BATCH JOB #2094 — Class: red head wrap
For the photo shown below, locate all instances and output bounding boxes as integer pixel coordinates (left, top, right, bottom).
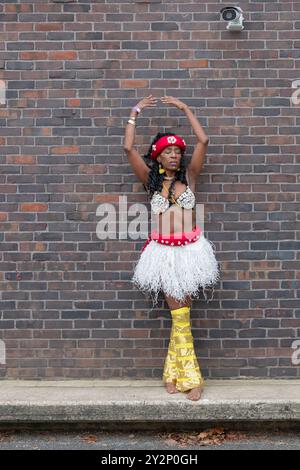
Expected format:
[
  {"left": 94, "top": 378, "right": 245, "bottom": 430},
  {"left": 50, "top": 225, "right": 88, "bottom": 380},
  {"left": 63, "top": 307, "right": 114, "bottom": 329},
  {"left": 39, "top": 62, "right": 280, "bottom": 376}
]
[{"left": 150, "top": 134, "right": 186, "bottom": 159}]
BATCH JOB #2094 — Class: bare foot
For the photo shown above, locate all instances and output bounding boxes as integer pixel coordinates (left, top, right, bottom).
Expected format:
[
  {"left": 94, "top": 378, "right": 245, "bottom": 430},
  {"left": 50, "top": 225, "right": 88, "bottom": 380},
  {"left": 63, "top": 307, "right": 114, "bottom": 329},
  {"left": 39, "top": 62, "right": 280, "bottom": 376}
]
[
  {"left": 186, "top": 386, "right": 203, "bottom": 401},
  {"left": 165, "top": 382, "right": 179, "bottom": 394}
]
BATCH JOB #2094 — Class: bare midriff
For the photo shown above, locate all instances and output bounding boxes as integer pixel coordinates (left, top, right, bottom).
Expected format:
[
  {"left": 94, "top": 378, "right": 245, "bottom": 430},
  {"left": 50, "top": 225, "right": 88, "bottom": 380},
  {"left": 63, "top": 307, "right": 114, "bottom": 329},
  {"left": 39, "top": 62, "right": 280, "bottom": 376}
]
[{"left": 154, "top": 206, "right": 196, "bottom": 236}]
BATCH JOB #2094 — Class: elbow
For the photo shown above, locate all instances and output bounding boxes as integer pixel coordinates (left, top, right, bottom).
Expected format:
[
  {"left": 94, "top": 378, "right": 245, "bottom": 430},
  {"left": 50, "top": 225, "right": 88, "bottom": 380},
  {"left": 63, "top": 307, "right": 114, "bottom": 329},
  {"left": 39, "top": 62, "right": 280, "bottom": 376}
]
[
  {"left": 197, "top": 137, "right": 209, "bottom": 146},
  {"left": 123, "top": 146, "right": 131, "bottom": 152}
]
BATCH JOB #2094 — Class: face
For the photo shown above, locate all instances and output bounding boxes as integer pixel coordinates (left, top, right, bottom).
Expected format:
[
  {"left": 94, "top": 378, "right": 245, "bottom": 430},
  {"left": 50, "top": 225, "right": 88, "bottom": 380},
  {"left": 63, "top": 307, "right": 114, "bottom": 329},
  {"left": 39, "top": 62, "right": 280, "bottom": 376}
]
[{"left": 157, "top": 145, "right": 182, "bottom": 170}]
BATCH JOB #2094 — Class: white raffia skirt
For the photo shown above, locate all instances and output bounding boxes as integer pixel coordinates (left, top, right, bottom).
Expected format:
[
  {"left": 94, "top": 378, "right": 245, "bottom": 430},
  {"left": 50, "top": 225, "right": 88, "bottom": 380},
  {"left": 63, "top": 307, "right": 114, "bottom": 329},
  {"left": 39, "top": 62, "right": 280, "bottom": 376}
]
[{"left": 132, "top": 232, "right": 220, "bottom": 308}]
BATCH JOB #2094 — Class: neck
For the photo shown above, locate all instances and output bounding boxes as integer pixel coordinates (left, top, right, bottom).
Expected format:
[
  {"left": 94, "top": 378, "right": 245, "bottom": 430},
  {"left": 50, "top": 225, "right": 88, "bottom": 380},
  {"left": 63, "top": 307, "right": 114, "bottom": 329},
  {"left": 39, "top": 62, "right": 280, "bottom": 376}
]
[
  {"left": 163, "top": 175, "right": 175, "bottom": 180},
  {"left": 164, "top": 171, "right": 176, "bottom": 179}
]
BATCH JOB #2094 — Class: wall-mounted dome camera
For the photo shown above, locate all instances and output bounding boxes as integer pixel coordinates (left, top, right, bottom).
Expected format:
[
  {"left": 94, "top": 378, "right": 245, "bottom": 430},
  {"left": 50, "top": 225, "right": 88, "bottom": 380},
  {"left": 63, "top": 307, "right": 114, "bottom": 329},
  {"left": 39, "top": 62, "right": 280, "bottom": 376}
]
[{"left": 220, "top": 6, "right": 244, "bottom": 32}]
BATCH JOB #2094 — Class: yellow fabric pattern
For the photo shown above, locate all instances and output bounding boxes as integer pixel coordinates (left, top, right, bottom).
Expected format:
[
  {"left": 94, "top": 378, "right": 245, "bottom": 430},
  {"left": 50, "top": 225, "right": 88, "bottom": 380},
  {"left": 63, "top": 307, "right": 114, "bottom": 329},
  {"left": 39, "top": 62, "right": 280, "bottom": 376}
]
[{"left": 162, "top": 306, "right": 205, "bottom": 392}]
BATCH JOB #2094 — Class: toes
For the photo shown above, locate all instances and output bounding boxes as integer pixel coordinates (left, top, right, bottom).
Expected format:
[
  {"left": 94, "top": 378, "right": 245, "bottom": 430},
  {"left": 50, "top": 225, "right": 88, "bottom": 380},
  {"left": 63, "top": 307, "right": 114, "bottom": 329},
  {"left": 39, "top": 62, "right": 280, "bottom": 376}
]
[
  {"left": 165, "top": 383, "right": 179, "bottom": 394},
  {"left": 186, "top": 387, "right": 203, "bottom": 400}
]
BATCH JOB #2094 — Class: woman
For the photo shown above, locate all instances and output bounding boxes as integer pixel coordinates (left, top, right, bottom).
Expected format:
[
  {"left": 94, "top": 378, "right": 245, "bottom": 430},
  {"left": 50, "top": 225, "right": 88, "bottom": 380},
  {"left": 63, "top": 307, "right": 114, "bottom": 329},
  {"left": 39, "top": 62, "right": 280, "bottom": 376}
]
[{"left": 123, "top": 95, "right": 220, "bottom": 401}]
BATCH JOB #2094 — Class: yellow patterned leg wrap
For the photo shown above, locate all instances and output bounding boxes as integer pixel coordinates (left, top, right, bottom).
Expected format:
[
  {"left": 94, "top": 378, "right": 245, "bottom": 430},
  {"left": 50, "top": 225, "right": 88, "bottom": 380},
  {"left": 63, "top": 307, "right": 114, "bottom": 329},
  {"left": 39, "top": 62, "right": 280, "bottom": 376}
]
[
  {"left": 162, "top": 318, "right": 177, "bottom": 384},
  {"left": 163, "top": 306, "right": 205, "bottom": 392}
]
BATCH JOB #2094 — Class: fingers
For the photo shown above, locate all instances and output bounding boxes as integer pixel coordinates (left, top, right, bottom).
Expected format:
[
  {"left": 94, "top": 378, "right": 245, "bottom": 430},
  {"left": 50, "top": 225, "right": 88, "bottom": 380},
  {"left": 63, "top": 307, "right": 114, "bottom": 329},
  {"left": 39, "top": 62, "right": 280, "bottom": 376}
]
[
  {"left": 142, "top": 94, "right": 177, "bottom": 106},
  {"left": 143, "top": 94, "right": 158, "bottom": 106},
  {"left": 146, "top": 94, "right": 174, "bottom": 100},
  {"left": 160, "top": 96, "right": 173, "bottom": 102}
]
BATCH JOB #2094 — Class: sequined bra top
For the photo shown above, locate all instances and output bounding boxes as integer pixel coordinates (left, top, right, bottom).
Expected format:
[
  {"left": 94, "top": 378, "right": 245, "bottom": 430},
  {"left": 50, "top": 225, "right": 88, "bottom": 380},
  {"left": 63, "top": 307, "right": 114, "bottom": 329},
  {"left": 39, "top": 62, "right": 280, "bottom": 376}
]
[{"left": 150, "top": 184, "right": 196, "bottom": 215}]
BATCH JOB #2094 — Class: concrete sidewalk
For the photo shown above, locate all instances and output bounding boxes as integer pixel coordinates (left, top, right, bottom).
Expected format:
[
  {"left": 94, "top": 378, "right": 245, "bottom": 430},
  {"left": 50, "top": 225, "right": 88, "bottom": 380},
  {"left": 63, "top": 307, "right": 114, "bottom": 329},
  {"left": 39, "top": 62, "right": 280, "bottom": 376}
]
[{"left": 0, "top": 379, "right": 299, "bottom": 429}]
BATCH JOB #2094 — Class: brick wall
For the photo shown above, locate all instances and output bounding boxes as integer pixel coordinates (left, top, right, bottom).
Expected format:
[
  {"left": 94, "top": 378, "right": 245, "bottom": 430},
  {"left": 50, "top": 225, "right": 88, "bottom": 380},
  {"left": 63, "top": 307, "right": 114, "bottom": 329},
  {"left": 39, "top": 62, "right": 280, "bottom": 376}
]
[{"left": 0, "top": 0, "right": 299, "bottom": 380}]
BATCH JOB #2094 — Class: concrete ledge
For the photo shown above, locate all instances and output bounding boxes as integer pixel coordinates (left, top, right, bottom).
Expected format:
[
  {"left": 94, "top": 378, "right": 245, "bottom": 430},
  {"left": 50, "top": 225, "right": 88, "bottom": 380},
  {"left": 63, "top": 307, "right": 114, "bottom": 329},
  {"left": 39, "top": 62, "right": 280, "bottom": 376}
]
[{"left": 0, "top": 379, "right": 300, "bottom": 425}]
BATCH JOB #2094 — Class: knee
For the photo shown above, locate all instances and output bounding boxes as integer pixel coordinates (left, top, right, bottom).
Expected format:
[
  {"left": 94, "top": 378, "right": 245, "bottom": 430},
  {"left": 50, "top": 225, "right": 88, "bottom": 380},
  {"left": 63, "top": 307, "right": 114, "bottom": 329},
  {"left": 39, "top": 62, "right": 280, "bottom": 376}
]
[{"left": 164, "top": 293, "right": 192, "bottom": 310}]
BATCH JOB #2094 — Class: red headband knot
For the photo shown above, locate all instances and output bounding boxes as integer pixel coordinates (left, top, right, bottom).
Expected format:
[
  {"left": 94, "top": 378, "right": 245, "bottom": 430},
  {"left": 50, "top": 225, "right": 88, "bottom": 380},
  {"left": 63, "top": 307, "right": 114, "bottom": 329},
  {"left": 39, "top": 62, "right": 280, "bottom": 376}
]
[{"left": 150, "top": 135, "right": 186, "bottom": 159}]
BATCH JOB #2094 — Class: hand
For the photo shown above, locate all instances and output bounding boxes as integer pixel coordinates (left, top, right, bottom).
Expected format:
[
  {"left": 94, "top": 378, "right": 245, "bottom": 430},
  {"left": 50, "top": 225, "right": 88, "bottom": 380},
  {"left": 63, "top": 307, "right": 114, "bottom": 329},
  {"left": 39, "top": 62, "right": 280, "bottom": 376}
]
[
  {"left": 160, "top": 96, "right": 188, "bottom": 111},
  {"left": 136, "top": 94, "right": 158, "bottom": 111}
]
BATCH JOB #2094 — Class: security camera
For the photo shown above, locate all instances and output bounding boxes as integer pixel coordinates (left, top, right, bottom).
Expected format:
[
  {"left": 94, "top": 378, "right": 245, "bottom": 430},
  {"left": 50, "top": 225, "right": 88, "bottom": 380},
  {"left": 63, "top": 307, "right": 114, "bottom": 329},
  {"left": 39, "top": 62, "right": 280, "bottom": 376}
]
[{"left": 220, "top": 6, "right": 244, "bottom": 32}]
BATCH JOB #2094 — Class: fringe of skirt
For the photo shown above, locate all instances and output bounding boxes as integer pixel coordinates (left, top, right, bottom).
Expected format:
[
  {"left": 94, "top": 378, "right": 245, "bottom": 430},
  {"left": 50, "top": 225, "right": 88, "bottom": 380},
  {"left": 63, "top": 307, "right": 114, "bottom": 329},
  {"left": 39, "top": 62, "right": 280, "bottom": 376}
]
[{"left": 131, "top": 233, "right": 221, "bottom": 311}]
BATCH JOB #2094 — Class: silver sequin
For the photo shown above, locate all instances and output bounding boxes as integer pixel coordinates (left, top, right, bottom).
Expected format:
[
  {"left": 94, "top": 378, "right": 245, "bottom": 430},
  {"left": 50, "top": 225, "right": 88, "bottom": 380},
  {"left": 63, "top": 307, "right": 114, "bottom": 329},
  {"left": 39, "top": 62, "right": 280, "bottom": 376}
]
[{"left": 150, "top": 185, "right": 195, "bottom": 214}]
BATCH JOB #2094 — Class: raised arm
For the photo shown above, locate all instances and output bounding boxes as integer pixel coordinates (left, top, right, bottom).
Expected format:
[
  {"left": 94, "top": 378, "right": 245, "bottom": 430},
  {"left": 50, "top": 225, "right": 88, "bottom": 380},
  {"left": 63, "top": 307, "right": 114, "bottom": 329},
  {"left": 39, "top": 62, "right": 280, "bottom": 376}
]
[
  {"left": 160, "top": 96, "right": 209, "bottom": 182},
  {"left": 123, "top": 95, "right": 157, "bottom": 185}
]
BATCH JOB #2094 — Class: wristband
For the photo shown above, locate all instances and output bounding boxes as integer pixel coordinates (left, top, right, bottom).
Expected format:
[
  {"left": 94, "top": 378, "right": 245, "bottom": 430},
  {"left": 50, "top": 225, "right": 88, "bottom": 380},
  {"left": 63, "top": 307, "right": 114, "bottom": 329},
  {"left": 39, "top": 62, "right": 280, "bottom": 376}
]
[{"left": 132, "top": 105, "right": 141, "bottom": 114}]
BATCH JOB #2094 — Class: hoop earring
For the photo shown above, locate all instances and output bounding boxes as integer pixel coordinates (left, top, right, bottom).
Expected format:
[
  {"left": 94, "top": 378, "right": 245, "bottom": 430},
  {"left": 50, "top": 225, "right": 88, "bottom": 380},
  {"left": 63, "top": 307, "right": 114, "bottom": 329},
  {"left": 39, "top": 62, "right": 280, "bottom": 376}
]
[{"left": 159, "top": 163, "right": 165, "bottom": 174}]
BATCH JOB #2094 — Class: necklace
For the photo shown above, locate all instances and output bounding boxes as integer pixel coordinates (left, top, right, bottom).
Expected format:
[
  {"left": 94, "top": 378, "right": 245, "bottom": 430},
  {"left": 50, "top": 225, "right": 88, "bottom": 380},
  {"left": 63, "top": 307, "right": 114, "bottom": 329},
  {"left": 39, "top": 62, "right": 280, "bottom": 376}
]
[
  {"left": 163, "top": 175, "right": 175, "bottom": 180},
  {"left": 162, "top": 182, "right": 180, "bottom": 207}
]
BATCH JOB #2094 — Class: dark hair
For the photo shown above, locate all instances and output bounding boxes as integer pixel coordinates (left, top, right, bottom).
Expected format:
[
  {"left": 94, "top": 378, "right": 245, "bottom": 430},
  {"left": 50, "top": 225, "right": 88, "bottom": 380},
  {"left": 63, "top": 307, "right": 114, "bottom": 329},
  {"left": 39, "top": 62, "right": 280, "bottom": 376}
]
[{"left": 142, "top": 132, "right": 188, "bottom": 202}]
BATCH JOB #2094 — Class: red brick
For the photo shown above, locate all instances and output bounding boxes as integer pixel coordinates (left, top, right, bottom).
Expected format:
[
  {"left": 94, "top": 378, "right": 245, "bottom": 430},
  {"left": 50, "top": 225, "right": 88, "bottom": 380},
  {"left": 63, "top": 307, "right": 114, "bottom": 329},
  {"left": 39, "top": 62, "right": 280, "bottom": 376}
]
[
  {"left": 20, "top": 203, "right": 48, "bottom": 212},
  {"left": 49, "top": 51, "right": 77, "bottom": 60},
  {"left": 67, "top": 99, "right": 81, "bottom": 107},
  {"left": 94, "top": 194, "right": 120, "bottom": 203},
  {"left": 35, "top": 23, "right": 63, "bottom": 32},
  {"left": 8, "top": 156, "right": 36, "bottom": 164},
  {"left": 5, "top": 3, "right": 32, "bottom": 12},
  {"left": 179, "top": 59, "right": 208, "bottom": 68},
  {"left": 121, "top": 80, "right": 149, "bottom": 88},
  {"left": 20, "top": 52, "right": 48, "bottom": 60},
  {"left": 50, "top": 145, "right": 79, "bottom": 154}
]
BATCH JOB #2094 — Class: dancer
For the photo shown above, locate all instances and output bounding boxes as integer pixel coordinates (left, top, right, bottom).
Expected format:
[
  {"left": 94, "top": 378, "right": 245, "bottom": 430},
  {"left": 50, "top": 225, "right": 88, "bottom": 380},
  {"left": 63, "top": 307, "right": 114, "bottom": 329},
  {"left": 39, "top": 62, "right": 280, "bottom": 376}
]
[{"left": 123, "top": 95, "right": 220, "bottom": 401}]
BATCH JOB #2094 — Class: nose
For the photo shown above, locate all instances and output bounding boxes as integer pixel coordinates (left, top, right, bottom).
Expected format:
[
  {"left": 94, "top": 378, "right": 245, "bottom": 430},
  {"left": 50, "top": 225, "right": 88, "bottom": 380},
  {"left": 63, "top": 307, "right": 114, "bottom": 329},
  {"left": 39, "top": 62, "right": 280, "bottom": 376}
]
[{"left": 169, "top": 151, "right": 179, "bottom": 158}]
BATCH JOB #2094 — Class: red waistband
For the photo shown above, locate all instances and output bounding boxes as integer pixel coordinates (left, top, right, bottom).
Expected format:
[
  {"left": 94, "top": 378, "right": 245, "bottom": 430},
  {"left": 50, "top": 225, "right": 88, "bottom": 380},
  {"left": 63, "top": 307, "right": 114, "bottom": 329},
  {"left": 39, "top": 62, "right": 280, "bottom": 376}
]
[{"left": 141, "top": 225, "right": 201, "bottom": 252}]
